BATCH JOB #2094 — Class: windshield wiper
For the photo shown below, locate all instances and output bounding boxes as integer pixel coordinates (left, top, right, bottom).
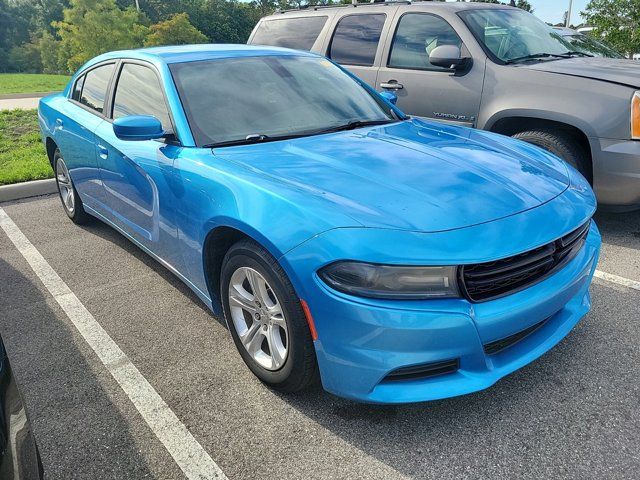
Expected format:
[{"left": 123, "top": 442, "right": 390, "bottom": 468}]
[
  {"left": 203, "top": 119, "right": 396, "bottom": 148},
  {"left": 506, "top": 51, "right": 594, "bottom": 65},
  {"left": 203, "top": 133, "right": 279, "bottom": 148},
  {"left": 504, "top": 53, "right": 564, "bottom": 64},
  {"left": 557, "top": 51, "right": 594, "bottom": 58},
  {"left": 314, "top": 119, "right": 395, "bottom": 135}
]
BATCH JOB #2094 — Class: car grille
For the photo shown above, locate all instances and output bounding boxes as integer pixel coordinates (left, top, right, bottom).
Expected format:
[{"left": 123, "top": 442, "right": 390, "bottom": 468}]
[{"left": 461, "top": 220, "right": 591, "bottom": 302}]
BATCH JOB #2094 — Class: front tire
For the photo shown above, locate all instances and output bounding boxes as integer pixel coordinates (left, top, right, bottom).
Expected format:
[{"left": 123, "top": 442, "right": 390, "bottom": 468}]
[
  {"left": 54, "top": 149, "right": 90, "bottom": 224},
  {"left": 220, "top": 239, "right": 318, "bottom": 392},
  {"left": 512, "top": 129, "right": 591, "bottom": 182}
]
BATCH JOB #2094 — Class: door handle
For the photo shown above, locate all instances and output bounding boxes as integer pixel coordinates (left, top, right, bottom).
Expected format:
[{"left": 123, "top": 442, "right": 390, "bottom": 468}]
[
  {"left": 380, "top": 81, "right": 404, "bottom": 90},
  {"left": 97, "top": 144, "right": 108, "bottom": 160},
  {"left": 55, "top": 118, "right": 63, "bottom": 129}
]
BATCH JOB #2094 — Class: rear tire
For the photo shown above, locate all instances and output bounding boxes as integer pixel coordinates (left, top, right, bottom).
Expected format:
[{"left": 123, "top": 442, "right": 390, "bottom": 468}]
[
  {"left": 220, "top": 238, "right": 318, "bottom": 392},
  {"left": 512, "top": 129, "right": 591, "bottom": 182},
  {"left": 54, "top": 148, "right": 90, "bottom": 225}
]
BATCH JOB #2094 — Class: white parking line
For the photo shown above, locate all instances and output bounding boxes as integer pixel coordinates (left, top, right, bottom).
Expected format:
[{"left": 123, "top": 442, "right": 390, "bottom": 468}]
[
  {"left": 594, "top": 269, "right": 640, "bottom": 292},
  {"left": 0, "top": 207, "right": 228, "bottom": 480}
]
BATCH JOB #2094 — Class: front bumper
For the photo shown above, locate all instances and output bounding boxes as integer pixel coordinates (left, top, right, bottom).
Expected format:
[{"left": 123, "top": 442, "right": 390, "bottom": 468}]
[
  {"left": 283, "top": 221, "right": 600, "bottom": 404},
  {"left": 591, "top": 137, "right": 640, "bottom": 210}
]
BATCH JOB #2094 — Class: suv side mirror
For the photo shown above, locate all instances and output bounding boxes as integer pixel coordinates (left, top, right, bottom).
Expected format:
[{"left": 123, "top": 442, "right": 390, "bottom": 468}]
[
  {"left": 113, "top": 115, "right": 165, "bottom": 141},
  {"left": 429, "top": 45, "right": 470, "bottom": 70},
  {"left": 379, "top": 91, "right": 398, "bottom": 105}
]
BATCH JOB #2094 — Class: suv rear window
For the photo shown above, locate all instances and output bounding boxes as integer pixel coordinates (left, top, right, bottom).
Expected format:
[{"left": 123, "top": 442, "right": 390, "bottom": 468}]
[
  {"left": 329, "top": 14, "right": 386, "bottom": 67},
  {"left": 251, "top": 16, "right": 328, "bottom": 51}
]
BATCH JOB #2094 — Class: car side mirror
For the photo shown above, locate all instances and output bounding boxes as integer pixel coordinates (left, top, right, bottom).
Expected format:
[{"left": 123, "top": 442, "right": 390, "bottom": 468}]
[
  {"left": 113, "top": 115, "right": 165, "bottom": 141},
  {"left": 429, "top": 45, "right": 470, "bottom": 70},
  {"left": 379, "top": 91, "right": 398, "bottom": 105}
]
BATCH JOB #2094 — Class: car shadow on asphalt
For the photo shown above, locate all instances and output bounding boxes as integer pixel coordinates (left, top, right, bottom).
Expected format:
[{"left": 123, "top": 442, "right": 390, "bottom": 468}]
[
  {"left": 0, "top": 257, "right": 168, "bottom": 479},
  {"left": 595, "top": 209, "right": 640, "bottom": 249},
  {"left": 268, "top": 281, "right": 637, "bottom": 479},
  {"left": 76, "top": 219, "right": 225, "bottom": 328}
]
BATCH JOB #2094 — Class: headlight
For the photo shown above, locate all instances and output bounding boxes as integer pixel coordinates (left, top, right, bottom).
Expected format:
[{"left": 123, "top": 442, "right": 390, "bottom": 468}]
[
  {"left": 632, "top": 91, "right": 640, "bottom": 140},
  {"left": 318, "top": 261, "right": 460, "bottom": 299}
]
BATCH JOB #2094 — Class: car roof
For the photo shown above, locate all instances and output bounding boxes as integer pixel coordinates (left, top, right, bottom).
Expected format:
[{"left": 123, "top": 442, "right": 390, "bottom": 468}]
[
  {"left": 84, "top": 44, "right": 317, "bottom": 68},
  {"left": 268, "top": 0, "right": 512, "bottom": 17}
]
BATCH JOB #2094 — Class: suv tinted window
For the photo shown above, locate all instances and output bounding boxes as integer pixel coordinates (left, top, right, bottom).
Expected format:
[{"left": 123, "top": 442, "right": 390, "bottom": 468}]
[
  {"left": 329, "top": 14, "right": 386, "bottom": 66},
  {"left": 252, "top": 16, "right": 327, "bottom": 51},
  {"left": 79, "top": 63, "right": 114, "bottom": 114},
  {"left": 112, "top": 63, "right": 171, "bottom": 131},
  {"left": 389, "top": 14, "right": 462, "bottom": 70}
]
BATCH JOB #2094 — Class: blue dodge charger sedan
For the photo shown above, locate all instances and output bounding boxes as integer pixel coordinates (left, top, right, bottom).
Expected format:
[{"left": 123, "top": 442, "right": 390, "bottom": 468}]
[{"left": 38, "top": 45, "right": 600, "bottom": 403}]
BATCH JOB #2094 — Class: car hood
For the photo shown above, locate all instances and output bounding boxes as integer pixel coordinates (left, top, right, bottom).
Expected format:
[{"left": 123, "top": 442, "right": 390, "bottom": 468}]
[
  {"left": 522, "top": 57, "right": 640, "bottom": 88},
  {"left": 216, "top": 119, "right": 569, "bottom": 232}
]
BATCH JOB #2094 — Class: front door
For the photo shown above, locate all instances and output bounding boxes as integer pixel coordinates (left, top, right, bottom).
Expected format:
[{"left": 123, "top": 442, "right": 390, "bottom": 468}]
[
  {"left": 94, "top": 61, "right": 182, "bottom": 267},
  {"left": 376, "top": 12, "right": 485, "bottom": 126}
]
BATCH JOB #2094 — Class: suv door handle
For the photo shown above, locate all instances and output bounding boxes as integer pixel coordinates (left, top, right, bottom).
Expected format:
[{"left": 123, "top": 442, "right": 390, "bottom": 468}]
[
  {"left": 380, "top": 81, "right": 404, "bottom": 90},
  {"left": 55, "top": 118, "right": 63, "bottom": 129}
]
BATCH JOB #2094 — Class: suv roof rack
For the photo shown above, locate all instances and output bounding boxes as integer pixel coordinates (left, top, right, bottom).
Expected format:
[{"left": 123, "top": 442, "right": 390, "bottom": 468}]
[{"left": 275, "top": 0, "right": 421, "bottom": 14}]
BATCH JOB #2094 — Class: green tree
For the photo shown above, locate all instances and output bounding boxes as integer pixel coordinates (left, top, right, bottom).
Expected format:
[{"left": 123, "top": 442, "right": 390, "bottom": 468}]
[
  {"left": 144, "top": 13, "right": 208, "bottom": 46},
  {"left": 8, "top": 42, "right": 43, "bottom": 73},
  {"left": 582, "top": 0, "right": 640, "bottom": 55},
  {"left": 39, "top": 31, "right": 65, "bottom": 73},
  {"left": 54, "top": 0, "right": 148, "bottom": 72}
]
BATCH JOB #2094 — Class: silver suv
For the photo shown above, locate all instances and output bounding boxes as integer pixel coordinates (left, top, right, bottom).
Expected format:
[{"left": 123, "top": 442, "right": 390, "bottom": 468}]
[{"left": 249, "top": 1, "right": 640, "bottom": 211}]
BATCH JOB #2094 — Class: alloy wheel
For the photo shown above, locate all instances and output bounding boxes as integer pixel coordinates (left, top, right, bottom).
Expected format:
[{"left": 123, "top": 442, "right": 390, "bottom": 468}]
[
  {"left": 56, "top": 157, "right": 75, "bottom": 215},
  {"left": 228, "top": 267, "right": 289, "bottom": 371}
]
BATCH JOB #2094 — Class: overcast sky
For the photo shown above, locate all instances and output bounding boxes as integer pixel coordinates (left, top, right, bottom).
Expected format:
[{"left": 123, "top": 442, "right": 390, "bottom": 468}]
[{"left": 529, "top": 0, "right": 590, "bottom": 25}]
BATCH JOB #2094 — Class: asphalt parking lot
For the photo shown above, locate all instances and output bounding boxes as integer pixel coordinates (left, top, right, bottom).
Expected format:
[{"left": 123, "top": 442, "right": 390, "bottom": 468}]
[{"left": 0, "top": 194, "right": 638, "bottom": 480}]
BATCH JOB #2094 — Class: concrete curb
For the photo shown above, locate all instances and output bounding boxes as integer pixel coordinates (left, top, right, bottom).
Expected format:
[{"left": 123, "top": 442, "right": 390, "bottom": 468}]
[
  {"left": 0, "top": 179, "right": 57, "bottom": 203},
  {"left": 0, "top": 92, "right": 59, "bottom": 100}
]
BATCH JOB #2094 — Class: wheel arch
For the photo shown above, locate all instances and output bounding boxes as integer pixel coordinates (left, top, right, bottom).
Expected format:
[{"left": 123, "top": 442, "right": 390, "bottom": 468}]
[
  {"left": 45, "top": 137, "right": 58, "bottom": 168},
  {"left": 485, "top": 114, "right": 593, "bottom": 183},
  {"left": 201, "top": 220, "right": 291, "bottom": 311}
]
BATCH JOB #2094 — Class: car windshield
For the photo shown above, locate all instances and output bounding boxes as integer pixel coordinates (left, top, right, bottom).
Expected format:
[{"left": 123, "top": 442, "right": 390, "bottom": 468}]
[
  {"left": 169, "top": 55, "right": 398, "bottom": 147},
  {"left": 459, "top": 8, "right": 587, "bottom": 63},
  {"left": 563, "top": 33, "right": 624, "bottom": 58}
]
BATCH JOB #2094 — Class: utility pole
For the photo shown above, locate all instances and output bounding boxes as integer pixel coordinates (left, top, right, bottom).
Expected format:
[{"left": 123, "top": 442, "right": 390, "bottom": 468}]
[
  {"left": 566, "top": 0, "right": 573, "bottom": 27},
  {"left": 134, "top": 0, "right": 140, "bottom": 11}
]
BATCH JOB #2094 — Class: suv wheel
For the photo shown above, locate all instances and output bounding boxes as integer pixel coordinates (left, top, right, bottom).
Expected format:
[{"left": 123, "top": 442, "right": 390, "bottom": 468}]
[
  {"left": 220, "top": 239, "right": 318, "bottom": 392},
  {"left": 512, "top": 129, "right": 591, "bottom": 182}
]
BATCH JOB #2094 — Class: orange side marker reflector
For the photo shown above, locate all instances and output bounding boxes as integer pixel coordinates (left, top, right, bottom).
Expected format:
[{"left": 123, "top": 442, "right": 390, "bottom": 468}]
[{"left": 300, "top": 299, "right": 318, "bottom": 341}]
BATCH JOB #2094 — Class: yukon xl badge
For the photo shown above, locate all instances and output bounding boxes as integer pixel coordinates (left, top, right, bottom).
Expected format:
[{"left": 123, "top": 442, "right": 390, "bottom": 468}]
[{"left": 433, "top": 112, "right": 475, "bottom": 122}]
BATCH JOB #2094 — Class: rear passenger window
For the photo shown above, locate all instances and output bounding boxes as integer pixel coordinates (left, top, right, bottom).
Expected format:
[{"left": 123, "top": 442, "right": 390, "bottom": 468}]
[
  {"left": 251, "top": 16, "right": 328, "bottom": 51},
  {"left": 329, "top": 14, "right": 386, "bottom": 66},
  {"left": 80, "top": 64, "right": 115, "bottom": 114},
  {"left": 71, "top": 75, "right": 85, "bottom": 101},
  {"left": 389, "top": 14, "right": 462, "bottom": 71},
  {"left": 112, "top": 63, "right": 171, "bottom": 131}
]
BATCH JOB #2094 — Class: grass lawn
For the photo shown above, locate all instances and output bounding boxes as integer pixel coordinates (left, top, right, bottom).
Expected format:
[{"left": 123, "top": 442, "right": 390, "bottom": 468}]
[
  {"left": 0, "top": 109, "right": 53, "bottom": 185},
  {"left": 0, "top": 73, "right": 70, "bottom": 95}
]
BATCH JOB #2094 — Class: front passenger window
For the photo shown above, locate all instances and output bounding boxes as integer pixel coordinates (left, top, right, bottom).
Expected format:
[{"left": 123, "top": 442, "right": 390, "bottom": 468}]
[
  {"left": 79, "top": 64, "right": 115, "bottom": 114},
  {"left": 389, "top": 14, "right": 462, "bottom": 71},
  {"left": 112, "top": 63, "right": 172, "bottom": 132}
]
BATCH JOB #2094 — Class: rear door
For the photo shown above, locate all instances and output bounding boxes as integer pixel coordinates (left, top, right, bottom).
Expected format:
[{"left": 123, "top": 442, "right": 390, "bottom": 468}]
[
  {"left": 54, "top": 62, "right": 116, "bottom": 209},
  {"left": 376, "top": 9, "right": 485, "bottom": 126},
  {"left": 93, "top": 60, "right": 183, "bottom": 266},
  {"left": 322, "top": 8, "right": 396, "bottom": 86}
]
